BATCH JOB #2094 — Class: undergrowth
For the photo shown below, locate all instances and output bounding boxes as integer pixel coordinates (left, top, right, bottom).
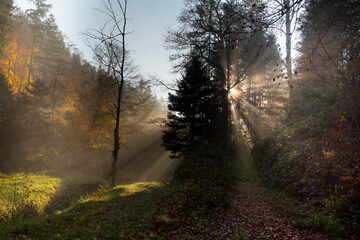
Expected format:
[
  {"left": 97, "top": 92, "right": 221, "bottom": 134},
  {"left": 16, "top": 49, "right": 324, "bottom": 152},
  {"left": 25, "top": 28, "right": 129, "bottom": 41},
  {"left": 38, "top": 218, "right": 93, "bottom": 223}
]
[{"left": 251, "top": 89, "right": 360, "bottom": 238}]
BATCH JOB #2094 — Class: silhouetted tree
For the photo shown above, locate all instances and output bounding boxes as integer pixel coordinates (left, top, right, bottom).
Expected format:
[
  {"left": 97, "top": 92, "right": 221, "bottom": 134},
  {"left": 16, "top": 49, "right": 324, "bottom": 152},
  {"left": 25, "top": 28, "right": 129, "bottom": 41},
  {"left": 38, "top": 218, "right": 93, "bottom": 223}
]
[
  {"left": 163, "top": 55, "right": 220, "bottom": 158},
  {"left": 86, "top": 0, "right": 136, "bottom": 186}
]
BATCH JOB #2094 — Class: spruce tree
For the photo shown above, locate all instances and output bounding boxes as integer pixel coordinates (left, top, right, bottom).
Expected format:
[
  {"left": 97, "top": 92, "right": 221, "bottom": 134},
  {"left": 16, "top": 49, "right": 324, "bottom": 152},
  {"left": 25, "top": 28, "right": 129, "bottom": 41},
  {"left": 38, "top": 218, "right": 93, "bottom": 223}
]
[{"left": 163, "top": 55, "right": 220, "bottom": 158}]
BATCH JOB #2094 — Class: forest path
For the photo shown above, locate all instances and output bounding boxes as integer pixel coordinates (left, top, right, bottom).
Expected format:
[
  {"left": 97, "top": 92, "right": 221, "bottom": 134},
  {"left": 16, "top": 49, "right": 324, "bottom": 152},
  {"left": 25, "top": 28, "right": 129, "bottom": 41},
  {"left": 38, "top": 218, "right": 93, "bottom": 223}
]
[
  {"left": 218, "top": 142, "right": 334, "bottom": 239},
  {"left": 219, "top": 181, "right": 334, "bottom": 239}
]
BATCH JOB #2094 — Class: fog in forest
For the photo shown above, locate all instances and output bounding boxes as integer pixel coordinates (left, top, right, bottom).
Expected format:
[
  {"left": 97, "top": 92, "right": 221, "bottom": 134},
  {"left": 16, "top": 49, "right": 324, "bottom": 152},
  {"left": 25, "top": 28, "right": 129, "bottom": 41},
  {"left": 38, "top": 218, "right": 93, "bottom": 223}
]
[
  {"left": 1, "top": 0, "right": 360, "bottom": 237},
  {"left": 0, "top": 0, "right": 177, "bottom": 183}
]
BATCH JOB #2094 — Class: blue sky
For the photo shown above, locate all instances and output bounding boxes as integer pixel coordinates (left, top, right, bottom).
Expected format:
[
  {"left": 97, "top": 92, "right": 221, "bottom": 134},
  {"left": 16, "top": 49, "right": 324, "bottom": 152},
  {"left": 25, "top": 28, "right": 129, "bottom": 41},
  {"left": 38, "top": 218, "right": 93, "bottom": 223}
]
[{"left": 14, "top": 0, "right": 183, "bottom": 99}]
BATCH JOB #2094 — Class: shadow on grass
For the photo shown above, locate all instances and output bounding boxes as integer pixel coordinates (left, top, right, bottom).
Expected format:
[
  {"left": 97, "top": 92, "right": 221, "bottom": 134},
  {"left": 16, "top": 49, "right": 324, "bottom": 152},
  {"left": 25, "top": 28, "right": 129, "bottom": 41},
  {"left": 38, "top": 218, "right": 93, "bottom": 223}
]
[
  {"left": 1, "top": 182, "right": 170, "bottom": 239},
  {"left": 41, "top": 171, "right": 105, "bottom": 215},
  {"left": 44, "top": 181, "right": 101, "bottom": 214}
]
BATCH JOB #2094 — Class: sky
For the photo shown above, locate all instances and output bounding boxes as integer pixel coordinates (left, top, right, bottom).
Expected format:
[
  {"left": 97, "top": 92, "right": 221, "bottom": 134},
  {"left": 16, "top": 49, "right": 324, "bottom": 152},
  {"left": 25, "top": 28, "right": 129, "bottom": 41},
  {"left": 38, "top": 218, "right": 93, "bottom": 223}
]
[
  {"left": 13, "top": 0, "right": 300, "bottom": 101},
  {"left": 14, "top": 0, "right": 184, "bottom": 99}
]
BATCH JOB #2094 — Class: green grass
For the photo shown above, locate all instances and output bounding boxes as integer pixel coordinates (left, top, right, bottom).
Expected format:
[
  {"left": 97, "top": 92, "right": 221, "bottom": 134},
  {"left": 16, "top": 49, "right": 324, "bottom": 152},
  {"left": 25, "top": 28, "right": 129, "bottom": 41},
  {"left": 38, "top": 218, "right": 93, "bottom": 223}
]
[
  {"left": 0, "top": 143, "right": 239, "bottom": 239},
  {"left": 0, "top": 173, "right": 61, "bottom": 221},
  {"left": 0, "top": 181, "right": 170, "bottom": 239},
  {"left": 0, "top": 172, "right": 104, "bottom": 222}
]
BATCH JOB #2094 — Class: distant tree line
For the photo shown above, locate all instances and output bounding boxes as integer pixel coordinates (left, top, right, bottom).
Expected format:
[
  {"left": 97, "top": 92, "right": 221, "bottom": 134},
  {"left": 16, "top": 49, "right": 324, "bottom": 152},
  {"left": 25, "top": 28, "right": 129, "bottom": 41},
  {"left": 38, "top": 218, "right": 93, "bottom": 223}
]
[{"left": 0, "top": 0, "right": 162, "bottom": 176}]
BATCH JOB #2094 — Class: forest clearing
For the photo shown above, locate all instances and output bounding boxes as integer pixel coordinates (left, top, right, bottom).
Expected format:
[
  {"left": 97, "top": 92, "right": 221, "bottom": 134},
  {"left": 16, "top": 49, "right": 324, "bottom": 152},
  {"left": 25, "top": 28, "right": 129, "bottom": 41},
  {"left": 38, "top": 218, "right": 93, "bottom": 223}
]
[{"left": 1, "top": 0, "right": 360, "bottom": 239}]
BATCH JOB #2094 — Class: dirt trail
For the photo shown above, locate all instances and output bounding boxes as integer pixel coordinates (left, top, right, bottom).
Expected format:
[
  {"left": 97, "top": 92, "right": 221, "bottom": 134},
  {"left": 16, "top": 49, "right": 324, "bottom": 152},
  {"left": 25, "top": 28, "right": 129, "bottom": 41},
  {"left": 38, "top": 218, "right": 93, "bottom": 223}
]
[
  {"left": 218, "top": 142, "right": 334, "bottom": 239},
  {"left": 219, "top": 181, "right": 334, "bottom": 239}
]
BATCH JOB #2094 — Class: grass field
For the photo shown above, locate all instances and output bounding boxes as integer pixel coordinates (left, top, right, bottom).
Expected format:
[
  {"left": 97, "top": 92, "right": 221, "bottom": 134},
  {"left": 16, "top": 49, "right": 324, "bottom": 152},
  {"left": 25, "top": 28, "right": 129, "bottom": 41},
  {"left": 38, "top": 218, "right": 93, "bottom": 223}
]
[
  {"left": 0, "top": 172, "right": 104, "bottom": 222},
  {"left": 0, "top": 180, "right": 170, "bottom": 239},
  {"left": 0, "top": 173, "right": 61, "bottom": 221}
]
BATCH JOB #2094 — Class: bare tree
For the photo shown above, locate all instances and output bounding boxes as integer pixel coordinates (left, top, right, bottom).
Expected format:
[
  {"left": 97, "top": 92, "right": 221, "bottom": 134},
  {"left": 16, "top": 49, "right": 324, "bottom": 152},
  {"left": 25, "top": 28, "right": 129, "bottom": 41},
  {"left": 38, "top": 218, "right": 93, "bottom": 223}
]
[
  {"left": 264, "top": 0, "right": 304, "bottom": 96},
  {"left": 85, "top": 0, "right": 128, "bottom": 187}
]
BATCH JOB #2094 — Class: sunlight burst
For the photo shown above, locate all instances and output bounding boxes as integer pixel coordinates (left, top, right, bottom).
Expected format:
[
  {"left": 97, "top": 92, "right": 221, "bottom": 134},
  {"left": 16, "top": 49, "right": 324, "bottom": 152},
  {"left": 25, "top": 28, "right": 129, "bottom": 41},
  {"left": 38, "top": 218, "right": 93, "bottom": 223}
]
[{"left": 229, "top": 87, "right": 240, "bottom": 100}]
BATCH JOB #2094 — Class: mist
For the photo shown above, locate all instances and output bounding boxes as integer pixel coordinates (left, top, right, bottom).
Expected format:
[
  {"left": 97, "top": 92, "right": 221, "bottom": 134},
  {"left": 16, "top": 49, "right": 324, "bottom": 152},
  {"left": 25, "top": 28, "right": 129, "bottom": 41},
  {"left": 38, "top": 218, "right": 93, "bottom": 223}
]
[{"left": 1, "top": 0, "right": 360, "bottom": 238}]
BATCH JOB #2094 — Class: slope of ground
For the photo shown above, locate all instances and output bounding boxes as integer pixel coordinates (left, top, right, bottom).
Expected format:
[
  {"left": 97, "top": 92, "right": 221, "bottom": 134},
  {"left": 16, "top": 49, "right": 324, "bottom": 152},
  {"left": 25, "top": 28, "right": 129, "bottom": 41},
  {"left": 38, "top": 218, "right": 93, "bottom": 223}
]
[{"left": 0, "top": 182, "right": 170, "bottom": 239}]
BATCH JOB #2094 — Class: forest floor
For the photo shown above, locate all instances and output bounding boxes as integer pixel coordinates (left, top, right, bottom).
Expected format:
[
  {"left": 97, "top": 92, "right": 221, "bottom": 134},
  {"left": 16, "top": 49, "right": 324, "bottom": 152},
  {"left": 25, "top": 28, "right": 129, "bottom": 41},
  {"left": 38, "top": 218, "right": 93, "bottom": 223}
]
[
  {"left": 219, "top": 181, "right": 335, "bottom": 239},
  {"left": 216, "top": 142, "right": 336, "bottom": 240}
]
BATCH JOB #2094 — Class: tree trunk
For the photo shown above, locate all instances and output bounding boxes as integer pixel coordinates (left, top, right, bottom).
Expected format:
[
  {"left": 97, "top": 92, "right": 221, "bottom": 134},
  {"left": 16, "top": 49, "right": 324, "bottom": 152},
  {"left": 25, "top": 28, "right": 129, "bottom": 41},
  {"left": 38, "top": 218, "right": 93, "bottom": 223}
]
[
  {"left": 226, "top": 45, "right": 231, "bottom": 143},
  {"left": 51, "top": 75, "right": 58, "bottom": 135},
  {"left": 18, "top": 45, "right": 30, "bottom": 96},
  {"left": 110, "top": 123, "right": 120, "bottom": 186},
  {"left": 27, "top": 40, "right": 35, "bottom": 88},
  {"left": 108, "top": 0, "right": 127, "bottom": 187},
  {"left": 285, "top": 0, "right": 293, "bottom": 100},
  {"left": 13, "top": 42, "right": 22, "bottom": 82}
]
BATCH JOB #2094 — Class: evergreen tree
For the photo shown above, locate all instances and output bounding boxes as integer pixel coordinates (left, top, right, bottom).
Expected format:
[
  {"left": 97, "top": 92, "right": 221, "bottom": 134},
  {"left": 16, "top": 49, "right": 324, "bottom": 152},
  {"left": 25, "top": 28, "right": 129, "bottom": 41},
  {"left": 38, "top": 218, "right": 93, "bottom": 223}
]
[
  {"left": 0, "top": 72, "right": 19, "bottom": 170},
  {"left": 163, "top": 55, "right": 220, "bottom": 158},
  {"left": 0, "top": 0, "right": 13, "bottom": 53}
]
